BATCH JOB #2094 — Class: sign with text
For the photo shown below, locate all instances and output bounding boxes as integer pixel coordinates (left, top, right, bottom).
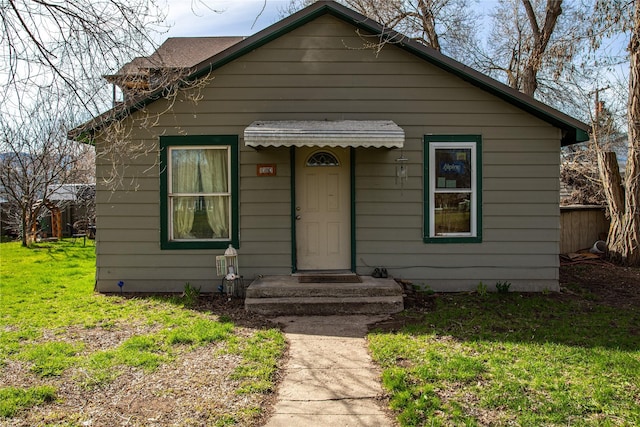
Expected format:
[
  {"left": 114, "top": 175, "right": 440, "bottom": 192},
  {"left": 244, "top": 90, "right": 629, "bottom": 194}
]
[{"left": 257, "top": 164, "right": 277, "bottom": 176}]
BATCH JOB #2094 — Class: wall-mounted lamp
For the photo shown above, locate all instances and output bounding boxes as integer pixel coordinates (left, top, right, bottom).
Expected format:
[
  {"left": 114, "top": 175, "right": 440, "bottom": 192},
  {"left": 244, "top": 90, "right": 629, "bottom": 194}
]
[{"left": 395, "top": 154, "right": 409, "bottom": 187}]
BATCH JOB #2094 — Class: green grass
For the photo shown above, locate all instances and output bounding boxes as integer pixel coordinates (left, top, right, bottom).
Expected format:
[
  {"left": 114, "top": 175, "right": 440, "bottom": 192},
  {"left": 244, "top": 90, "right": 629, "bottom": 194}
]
[
  {"left": 369, "top": 293, "right": 640, "bottom": 426},
  {"left": 0, "top": 386, "right": 56, "bottom": 417},
  {"left": 21, "top": 341, "right": 83, "bottom": 377},
  {"left": 0, "top": 240, "right": 285, "bottom": 421},
  {"left": 231, "top": 329, "right": 287, "bottom": 394}
]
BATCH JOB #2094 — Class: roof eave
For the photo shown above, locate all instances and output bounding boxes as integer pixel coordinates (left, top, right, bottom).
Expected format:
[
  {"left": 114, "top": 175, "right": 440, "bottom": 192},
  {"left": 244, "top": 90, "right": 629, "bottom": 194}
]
[{"left": 72, "top": 0, "right": 589, "bottom": 145}]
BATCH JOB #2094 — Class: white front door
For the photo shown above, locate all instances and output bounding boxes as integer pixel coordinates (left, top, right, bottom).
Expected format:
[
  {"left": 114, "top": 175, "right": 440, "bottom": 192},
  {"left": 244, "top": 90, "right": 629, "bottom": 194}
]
[{"left": 295, "top": 147, "right": 351, "bottom": 271}]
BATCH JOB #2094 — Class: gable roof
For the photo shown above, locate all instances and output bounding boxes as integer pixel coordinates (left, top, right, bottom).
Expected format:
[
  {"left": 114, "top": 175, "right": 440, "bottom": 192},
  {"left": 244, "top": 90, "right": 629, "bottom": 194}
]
[
  {"left": 74, "top": 1, "right": 589, "bottom": 145},
  {"left": 105, "top": 37, "right": 244, "bottom": 79}
]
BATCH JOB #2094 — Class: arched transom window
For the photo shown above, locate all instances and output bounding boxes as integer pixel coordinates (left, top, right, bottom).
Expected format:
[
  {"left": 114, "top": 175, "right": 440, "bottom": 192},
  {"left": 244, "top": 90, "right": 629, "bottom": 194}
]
[{"left": 306, "top": 151, "right": 340, "bottom": 167}]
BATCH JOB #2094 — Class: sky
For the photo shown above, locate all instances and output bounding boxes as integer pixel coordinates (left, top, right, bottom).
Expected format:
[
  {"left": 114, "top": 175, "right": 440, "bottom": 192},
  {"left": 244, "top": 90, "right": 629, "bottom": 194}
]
[
  {"left": 159, "top": 1, "right": 505, "bottom": 40},
  {"left": 162, "top": 0, "right": 291, "bottom": 39}
]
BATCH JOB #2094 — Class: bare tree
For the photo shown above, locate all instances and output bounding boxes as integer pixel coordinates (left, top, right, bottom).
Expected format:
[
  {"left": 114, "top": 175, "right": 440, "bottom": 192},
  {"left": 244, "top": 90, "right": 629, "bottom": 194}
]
[
  {"left": 561, "top": 101, "right": 624, "bottom": 206},
  {"left": 589, "top": 0, "right": 640, "bottom": 266},
  {"left": 282, "top": 0, "right": 478, "bottom": 58},
  {"left": 479, "top": 0, "right": 590, "bottom": 103},
  {"left": 1, "top": 0, "right": 216, "bottom": 208},
  {"left": 0, "top": 92, "right": 94, "bottom": 246},
  {"left": 1, "top": 0, "right": 166, "bottom": 116}
]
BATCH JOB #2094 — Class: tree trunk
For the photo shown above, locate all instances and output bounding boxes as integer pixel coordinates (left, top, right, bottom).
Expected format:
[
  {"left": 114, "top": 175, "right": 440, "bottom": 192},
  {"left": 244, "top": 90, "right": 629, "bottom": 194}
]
[
  {"left": 521, "top": 64, "right": 538, "bottom": 96},
  {"left": 20, "top": 207, "right": 28, "bottom": 247},
  {"left": 519, "top": 0, "right": 563, "bottom": 96},
  {"left": 597, "top": 1, "right": 640, "bottom": 266},
  {"left": 418, "top": 0, "right": 441, "bottom": 51},
  {"left": 598, "top": 151, "right": 626, "bottom": 262},
  {"left": 621, "top": 1, "right": 640, "bottom": 265}
]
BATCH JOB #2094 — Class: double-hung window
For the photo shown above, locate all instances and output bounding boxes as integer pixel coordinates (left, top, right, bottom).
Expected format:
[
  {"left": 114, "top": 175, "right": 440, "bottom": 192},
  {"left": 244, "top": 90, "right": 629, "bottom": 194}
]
[
  {"left": 160, "top": 135, "right": 238, "bottom": 249},
  {"left": 424, "top": 135, "right": 482, "bottom": 243}
]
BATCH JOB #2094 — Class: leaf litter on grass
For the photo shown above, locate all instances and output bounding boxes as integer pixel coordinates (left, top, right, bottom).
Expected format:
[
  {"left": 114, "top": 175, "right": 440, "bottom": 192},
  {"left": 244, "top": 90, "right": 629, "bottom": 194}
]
[{"left": 0, "top": 241, "right": 285, "bottom": 426}]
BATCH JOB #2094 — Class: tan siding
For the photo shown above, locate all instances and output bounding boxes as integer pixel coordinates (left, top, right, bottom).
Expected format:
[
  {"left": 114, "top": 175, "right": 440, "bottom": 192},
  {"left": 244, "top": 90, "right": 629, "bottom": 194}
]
[
  {"left": 241, "top": 203, "right": 291, "bottom": 216},
  {"left": 97, "top": 242, "right": 160, "bottom": 254},
  {"left": 165, "top": 113, "right": 544, "bottom": 128},
  {"left": 483, "top": 135, "right": 561, "bottom": 150},
  {"left": 98, "top": 254, "right": 217, "bottom": 268},
  {"left": 96, "top": 164, "right": 158, "bottom": 179},
  {"left": 484, "top": 203, "right": 559, "bottom": 216},
  {"left": 97, "top": 229, "right": 158, "bottom": 242},
  {"left": 359, "top": 241, "right": 556, "bottom": 255},
  {"left": 197, "top": 99, "right": 510, "bottom": 114},
  {"left": 485, "top": 229, "right": 559, "bottom": 242},
  {"left": 486, "top": 152, "right": 559, "bottom": 165},
  {"left": 95, "top": 13, "right": 563, "bottom": 293},
  {"left": 240, "top": 189, "right": 290, "bottom": 203},
  {"left": 96, "top": 202, "right": 158, "bottom": 217},
  {"left": 99, "top": 216, "right": 159, "bottom": 230},
  {"left": 484, "top": 216, "right": 558, "bottom": 229},
  {"left": 483, "top": 191, "right": 558, "bottom": 204},
  {"left": 484, "top": 165, "right": 559, "bottom": 178},
  {"left": 96, "top": 190, "right": 158, "bottom": 204},
  {"left": 201, "top": 87, "right": 502, "bottom": 102},
  {"left": 485, "top": 177, "right": 559, "bottom": 191},
  {"left": 242, "top": 216, "right": 291, "bottom": 229}
]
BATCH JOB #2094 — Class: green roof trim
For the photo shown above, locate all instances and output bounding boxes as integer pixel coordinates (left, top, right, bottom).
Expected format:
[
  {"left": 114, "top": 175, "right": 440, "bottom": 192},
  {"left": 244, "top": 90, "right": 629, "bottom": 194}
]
[{"left": 73, "top": 1, "right": 589, "bottom": 146}]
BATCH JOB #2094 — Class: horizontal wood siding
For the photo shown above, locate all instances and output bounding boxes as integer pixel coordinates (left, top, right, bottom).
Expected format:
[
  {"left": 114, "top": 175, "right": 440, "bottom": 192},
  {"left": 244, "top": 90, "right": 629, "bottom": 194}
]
[{"left": 95, "top": 14, "right": 563, "bottom": 293}]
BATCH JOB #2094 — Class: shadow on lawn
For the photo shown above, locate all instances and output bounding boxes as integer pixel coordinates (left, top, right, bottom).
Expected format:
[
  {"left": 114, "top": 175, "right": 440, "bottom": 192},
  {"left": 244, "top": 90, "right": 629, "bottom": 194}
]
[
  {"left": 28, "top": 240, "right": 95, "bottom": 261},
  {"left": 109, "top": 292, "right": 276, "bottom": 331},
  {"left": 372, "top": 263, "right": 640, "bottom": 351}
]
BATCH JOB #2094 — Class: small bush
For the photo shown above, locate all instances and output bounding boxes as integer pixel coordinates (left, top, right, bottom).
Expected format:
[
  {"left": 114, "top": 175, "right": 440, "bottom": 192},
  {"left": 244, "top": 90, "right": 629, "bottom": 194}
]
[
  {"left": 496, "top": 281, "right": 511, "bottom": 294},
  {"left": 182, "top": 283, "right": 201, "bottom": 307},
  {"left": 476, "top": 282, "right": 488, "bottom": 297}
]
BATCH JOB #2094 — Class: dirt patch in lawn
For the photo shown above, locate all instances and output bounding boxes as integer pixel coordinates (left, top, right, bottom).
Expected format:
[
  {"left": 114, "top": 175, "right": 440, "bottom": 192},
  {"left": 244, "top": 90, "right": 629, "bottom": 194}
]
[
  {"left": 559, "top": 259, "right": 640, "bottom": 309},
  {"left": 2, "top": 296, "right": 283, "bottom": 427}
]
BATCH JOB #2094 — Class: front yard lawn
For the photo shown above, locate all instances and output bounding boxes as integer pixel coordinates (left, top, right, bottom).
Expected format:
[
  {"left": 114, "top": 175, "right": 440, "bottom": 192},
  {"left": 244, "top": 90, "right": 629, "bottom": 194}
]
[
  {"left": 0, "top": 241, "right": 285, "bottom": 426},
  {"left": 2, "top": 239, "right": 638, "bottom": 426},
  {"left": 369, "top": 264, "right": 640, "bottom": 426}
]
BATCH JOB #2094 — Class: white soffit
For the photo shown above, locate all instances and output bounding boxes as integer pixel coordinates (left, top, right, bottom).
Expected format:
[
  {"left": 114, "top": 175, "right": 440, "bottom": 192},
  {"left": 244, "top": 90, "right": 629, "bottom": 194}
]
[{"left": 244, "top": 120, "right": 404, "bottom": 148}]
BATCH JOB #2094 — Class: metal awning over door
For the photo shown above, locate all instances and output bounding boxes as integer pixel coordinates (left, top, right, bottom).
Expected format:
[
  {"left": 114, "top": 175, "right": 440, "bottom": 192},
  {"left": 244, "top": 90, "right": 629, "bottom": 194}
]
[{"left": 244, "top": 120, "right": 404, "bottom": 148}]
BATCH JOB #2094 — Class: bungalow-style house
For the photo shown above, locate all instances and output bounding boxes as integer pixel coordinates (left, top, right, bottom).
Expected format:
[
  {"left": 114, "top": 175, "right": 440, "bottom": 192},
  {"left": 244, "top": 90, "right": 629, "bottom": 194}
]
[{"left": 76, "top": 1, "right": 589, "bottom": 305}]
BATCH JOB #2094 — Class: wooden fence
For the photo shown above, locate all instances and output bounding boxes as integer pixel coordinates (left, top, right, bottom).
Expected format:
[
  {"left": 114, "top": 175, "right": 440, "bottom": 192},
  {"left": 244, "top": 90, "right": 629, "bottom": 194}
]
[{"left": 560, "top": 205, "right": 609, "bottom": 254}]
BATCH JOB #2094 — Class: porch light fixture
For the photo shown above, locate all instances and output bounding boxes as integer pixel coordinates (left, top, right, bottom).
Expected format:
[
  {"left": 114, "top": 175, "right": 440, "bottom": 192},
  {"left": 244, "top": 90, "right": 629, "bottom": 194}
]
[{"left": 395, "top": 153, "right": 409, "bottom": 189}]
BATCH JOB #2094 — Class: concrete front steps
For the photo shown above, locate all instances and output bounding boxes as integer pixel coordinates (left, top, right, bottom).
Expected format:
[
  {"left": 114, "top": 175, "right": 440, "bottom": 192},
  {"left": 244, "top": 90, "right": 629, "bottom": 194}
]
[{"left": 244, "top": 275, "right": 404, "bottom": 315}]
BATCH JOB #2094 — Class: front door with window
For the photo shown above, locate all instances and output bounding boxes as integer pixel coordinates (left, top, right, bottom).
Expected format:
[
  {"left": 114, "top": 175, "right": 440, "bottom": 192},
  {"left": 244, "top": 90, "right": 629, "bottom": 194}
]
[{"left": 295, "top": 147, "right": 351, "bottom": 271}]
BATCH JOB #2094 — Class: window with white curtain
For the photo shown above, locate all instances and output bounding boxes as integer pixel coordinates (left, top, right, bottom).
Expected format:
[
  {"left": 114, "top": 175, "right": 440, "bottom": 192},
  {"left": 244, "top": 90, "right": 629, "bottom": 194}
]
[
  {"left": 169, "top": 146, "right": 230, "bottom": 240},
  {"left": 160, "top": 136, "right": 238, "bottom": 249}
]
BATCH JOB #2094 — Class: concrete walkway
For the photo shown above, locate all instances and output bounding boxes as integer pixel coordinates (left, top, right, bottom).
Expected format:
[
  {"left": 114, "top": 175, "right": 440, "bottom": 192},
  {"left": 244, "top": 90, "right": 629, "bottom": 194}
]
[{"left": 264, "top": 315, "right": 395, "bottom": 427}]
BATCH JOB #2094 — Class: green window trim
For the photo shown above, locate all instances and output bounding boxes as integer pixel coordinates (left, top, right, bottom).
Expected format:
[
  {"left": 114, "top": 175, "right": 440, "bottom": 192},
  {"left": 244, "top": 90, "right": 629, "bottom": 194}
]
[
  {"left": 423, "top": 135, "right": 482, "bottom": 244},
  {"left": 160, "top": 135, "right": 239, "bottom": 250}
]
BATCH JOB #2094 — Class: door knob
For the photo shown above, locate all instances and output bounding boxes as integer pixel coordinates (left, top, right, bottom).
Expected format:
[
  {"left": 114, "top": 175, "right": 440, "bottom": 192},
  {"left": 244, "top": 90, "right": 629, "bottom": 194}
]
[{"left": 295, "top": 215, "right": 301, "bottom": 220}]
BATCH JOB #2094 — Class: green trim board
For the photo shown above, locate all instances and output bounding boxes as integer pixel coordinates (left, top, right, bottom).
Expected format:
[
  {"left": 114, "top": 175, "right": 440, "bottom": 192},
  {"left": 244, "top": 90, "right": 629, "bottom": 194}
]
[
  {"left": 71, "top": 2, "right": 588, "bottom": 146},
  {"left": 423, "top": 135, "right": 482, "bottom": 244},
  {"left": 159, "top": 135, "right": 239, "bottom": 250},
  {"left": 350, "top": 147, "right": 356, "bottom": 272},
  {"left": 290, "top": 147, "right": 297, "bottom": 273}
]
